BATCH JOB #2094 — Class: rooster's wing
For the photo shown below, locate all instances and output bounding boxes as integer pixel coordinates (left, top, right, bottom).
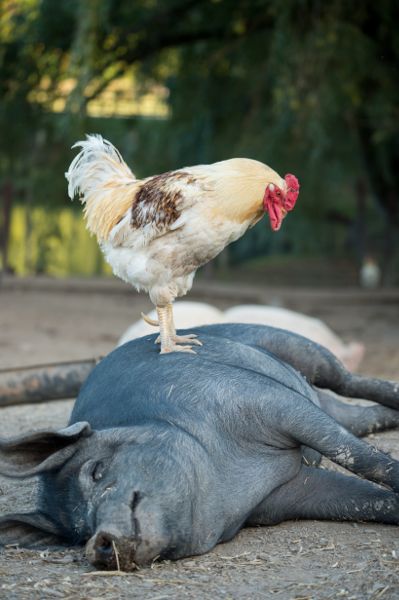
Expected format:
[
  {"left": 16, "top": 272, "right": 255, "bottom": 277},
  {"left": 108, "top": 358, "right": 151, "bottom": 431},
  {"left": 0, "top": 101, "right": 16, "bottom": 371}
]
[{"left": 109, "top": 169, "right": 207, "bottom": 247}]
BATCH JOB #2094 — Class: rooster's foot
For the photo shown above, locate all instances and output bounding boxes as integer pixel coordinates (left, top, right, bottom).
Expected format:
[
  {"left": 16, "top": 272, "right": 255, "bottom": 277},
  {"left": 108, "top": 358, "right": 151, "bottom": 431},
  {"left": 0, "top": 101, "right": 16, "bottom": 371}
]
[
  {"left": 160, "top": 344, "right": 196, "bottom": 354},
  {"left": 174, "top": 334, "right": 202, "bottom": 346},
  {"left": 155, "top": 334, "right": 202, "bottom": 346}
]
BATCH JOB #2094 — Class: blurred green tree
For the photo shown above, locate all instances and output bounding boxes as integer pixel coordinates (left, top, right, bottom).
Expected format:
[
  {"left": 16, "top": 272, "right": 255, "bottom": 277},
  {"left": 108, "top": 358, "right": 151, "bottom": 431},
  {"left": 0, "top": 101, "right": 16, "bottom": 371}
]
[{"left": 0, "top": 0, "right": 398, "bottom": 280}]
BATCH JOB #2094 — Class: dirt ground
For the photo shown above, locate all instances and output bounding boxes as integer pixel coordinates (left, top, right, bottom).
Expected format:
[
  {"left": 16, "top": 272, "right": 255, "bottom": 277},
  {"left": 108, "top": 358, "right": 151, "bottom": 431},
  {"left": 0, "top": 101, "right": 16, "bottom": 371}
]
[{"left": 0, "top": 280, "right": 399, "bottom": 599}]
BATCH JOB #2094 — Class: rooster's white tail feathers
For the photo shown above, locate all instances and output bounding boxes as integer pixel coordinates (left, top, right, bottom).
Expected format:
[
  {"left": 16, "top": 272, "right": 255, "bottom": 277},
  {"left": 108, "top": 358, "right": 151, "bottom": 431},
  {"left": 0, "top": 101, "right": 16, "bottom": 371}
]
[
  {"left": 65, "top": 134, "right": 136, "bottom": 200},
  {"left": 65, "top": 134, "right": 138, "bottom": 241}
]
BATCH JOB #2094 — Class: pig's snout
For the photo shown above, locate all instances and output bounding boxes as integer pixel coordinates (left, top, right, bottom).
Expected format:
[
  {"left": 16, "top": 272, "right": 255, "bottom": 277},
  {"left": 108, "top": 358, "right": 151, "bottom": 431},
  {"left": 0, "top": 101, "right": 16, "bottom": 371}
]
[
  {"left": 85, "top": 490, "right": 168, "bottom": 570},
  {"left": 86, "top": 491, "right": 142, "bottom": 570},
  {"left": 86, "top": 528, "right": 138, "bottom": 571}
]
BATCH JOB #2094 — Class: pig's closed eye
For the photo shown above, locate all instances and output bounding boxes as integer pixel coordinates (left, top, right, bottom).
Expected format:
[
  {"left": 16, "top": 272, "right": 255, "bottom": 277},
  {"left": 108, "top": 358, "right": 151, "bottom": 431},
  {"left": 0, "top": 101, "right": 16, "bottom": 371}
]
[{"left": 91, "top": 461, "right": 105, "bottom": 482}]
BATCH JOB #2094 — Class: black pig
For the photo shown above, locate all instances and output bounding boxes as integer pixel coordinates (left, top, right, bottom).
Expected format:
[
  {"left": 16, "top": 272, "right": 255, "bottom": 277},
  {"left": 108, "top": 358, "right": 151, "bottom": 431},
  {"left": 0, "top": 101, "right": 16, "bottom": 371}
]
[{"left": 1, "top": 324, "right": 399, "bottom": 571}]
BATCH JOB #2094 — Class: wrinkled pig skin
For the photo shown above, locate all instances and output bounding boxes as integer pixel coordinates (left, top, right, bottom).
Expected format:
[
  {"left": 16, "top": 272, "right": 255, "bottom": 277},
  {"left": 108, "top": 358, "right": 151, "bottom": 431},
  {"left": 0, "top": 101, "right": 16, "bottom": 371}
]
[{"left": 1, "top": 324, "right": 399, "bottom": 571}]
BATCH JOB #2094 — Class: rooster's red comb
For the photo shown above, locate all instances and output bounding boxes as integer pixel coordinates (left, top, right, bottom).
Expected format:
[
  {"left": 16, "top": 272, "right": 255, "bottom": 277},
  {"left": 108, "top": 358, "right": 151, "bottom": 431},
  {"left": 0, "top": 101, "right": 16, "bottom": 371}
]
[{"left": 284, "top": 174, "right": 300, "bottom": 211}]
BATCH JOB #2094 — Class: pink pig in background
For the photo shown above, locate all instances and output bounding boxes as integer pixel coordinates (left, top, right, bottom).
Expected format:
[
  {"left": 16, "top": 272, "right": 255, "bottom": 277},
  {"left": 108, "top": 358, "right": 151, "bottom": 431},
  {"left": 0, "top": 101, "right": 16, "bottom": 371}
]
[{"left": 118, "top": 302, "right": 364, "bottom": 372}]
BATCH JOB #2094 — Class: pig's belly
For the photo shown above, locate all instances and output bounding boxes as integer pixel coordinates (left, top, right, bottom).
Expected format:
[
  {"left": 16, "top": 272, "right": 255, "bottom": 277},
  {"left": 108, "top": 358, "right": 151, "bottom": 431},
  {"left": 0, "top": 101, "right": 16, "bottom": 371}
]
[{"left": 215, "top": 447, "right": 302, "bottom": 542}]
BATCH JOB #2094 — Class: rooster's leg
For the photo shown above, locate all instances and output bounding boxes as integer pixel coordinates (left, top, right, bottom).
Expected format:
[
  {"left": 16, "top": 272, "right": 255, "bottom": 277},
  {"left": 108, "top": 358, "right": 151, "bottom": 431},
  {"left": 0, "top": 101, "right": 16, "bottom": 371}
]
[
  {"left": 156, "top": 305, "right": 196, "bottom": 354},
  {"left": 167, "top": 303, "right": 202, "bottom": 346},
  {"left": 166, "top": 303, "right": 176, "bottom": 335},
  {"left": 154, "top": 304, "right": 202, "bottom": 348}
]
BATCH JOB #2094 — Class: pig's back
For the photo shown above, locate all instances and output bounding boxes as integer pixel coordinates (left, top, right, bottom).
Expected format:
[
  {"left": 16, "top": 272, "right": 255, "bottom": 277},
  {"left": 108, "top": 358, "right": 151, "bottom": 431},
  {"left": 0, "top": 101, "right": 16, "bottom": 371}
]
[{"left": 70, "top": 326, "right": 314, "bottom": 430}]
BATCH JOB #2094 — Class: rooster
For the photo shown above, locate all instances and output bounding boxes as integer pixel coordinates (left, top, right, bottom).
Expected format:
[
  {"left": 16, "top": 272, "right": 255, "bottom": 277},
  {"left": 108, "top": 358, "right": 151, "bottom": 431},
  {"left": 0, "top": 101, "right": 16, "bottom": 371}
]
[{"left": 65, "top": 135, "right": 299, "bottom": 354}]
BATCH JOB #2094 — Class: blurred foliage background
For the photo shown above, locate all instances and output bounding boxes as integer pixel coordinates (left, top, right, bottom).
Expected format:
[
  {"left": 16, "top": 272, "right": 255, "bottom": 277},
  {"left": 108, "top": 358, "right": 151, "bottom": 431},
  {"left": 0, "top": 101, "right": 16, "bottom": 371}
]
[{"left": 0, "top": 0, "right": 398, "bottom": 284}]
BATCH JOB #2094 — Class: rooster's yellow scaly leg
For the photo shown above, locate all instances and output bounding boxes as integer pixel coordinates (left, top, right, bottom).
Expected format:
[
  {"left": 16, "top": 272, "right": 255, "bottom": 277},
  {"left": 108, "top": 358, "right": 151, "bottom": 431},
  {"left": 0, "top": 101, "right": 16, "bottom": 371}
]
[
  {"left": 156, "top": 305, "right": 196, "bottom": 354},
  {"left": 167, "top": 303, "right": 202, "bottom": 347}
]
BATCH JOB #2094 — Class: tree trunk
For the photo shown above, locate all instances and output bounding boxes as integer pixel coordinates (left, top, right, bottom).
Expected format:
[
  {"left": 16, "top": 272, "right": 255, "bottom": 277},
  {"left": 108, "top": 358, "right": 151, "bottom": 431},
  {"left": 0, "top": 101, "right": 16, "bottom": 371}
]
[
  {"left": 353, "top": 179, "right": 367, "bottom": 267},
  {"left": 0, "top": 180, "right": 13, "bottom": 278},
  {"left": 381, "top": 218, "right": 396, "bottom": 287}
]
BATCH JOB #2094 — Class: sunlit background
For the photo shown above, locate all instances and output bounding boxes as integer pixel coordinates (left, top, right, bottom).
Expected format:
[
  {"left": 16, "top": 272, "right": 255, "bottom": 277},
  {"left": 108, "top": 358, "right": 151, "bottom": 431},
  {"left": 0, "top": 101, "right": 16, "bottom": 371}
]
[{"left": 1, "top": 0, "right": 398, "bottom": 285}]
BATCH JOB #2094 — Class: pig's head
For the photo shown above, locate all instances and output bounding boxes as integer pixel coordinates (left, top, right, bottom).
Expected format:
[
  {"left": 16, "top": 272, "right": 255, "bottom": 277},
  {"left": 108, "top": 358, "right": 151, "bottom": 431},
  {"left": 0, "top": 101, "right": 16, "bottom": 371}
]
[{"left": 0, "top": 422, "right": 213, "bottom": 570}]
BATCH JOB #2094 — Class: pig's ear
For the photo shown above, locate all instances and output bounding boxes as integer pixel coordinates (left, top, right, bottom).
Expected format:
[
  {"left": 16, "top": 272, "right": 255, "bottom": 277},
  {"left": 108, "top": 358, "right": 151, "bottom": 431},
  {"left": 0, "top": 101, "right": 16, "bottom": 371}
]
[
  {"left": 0, "top": 421, "right": 92, "bottom": 478},
  {"left": 0, "top": 512, "right": 67, "bottom": 548}
]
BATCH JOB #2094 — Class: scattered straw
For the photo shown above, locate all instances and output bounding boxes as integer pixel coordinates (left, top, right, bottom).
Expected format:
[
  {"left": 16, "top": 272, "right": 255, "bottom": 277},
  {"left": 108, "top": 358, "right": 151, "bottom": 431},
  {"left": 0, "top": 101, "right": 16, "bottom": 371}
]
[
  {"left": 82, "top": 570, "right": 127, "bottom": 577},
  {"left": 112, "top": 540, "right": 121, "bottom": 572}
]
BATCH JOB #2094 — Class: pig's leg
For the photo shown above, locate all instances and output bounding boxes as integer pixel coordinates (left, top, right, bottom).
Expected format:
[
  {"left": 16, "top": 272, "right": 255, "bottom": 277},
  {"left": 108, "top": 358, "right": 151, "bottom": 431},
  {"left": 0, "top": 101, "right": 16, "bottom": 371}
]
[
  {"left": 263, "top": 337, "right": 399, "bottom": 410},
  {"left": 300, "top": 446, "right": 322, "bottom": 467},
  {"left": 255, "top": 331, "right": 399, "bottom": 410},
  {"left": 247, "top": 465, "right": 399, "bottom": 526},
  {"left": 192, "top": 324, "right": 399, "bottom": 409},
  {"left": 300, "top": 390, "right": 399, "bottom": 467},
  {"left": 317, "top": 369, "right": 399, "bottom": 412},
  {"left": 279, "top": 396, "right": 399, "bottom": 492},
  {"left": 203, "top": 324, "right": 399, "bottom": 410},
  {"left": 316, "top": 389, "right": 399, "bottom": 437}
]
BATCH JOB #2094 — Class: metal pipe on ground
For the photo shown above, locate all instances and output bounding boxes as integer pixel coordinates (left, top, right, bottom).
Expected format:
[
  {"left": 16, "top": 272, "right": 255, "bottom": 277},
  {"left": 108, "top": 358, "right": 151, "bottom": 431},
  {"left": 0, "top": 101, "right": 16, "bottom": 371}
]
[{"left": 0, "top": 359, "right": 99, "bottom": 407}]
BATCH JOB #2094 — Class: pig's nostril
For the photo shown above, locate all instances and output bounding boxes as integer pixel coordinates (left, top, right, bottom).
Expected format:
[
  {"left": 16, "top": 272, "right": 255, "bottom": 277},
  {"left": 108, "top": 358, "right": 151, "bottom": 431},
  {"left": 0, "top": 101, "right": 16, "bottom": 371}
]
[
  {"left": 86, "top": 531, "right": 124, "bottom": 569},
  {"left": 94, "top": 533, "right": 114, "bottom": 558}
]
